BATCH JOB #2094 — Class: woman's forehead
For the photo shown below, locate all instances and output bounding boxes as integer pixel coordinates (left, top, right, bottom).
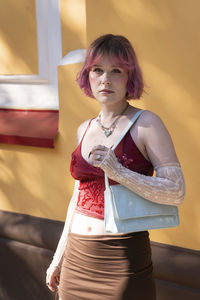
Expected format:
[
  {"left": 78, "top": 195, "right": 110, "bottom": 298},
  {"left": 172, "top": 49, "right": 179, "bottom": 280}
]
[{"left": 91, "top": 54, "right": 124, "bottom": 67}]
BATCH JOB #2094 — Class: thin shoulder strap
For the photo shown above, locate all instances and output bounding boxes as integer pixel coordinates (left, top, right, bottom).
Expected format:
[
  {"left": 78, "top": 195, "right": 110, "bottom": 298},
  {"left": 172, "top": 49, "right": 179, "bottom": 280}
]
[
  {"left": 112, "top": 110, "right": 144, "bottom": 150},
  {"left": 80, "top": 119, "right": 93, "bottom": 143}
]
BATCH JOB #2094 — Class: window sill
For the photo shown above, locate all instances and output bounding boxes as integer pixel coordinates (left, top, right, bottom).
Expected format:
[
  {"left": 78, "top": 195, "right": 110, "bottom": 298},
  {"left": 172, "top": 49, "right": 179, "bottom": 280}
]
[{"left": 0, "top": 109, "right": 58, "bottom": 148}]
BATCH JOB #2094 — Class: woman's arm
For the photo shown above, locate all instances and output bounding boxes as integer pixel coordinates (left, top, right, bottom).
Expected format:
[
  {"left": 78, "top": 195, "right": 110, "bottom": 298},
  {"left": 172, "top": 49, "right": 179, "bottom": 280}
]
[
  {"left": 93, "top": 111, "right": 186, "bottom": 206},
  {"left": 48, "top": 119, "right": 91, "bottom": 270},
  {"left": 100, "top": 155, "right": 185, "bottom": 205},
  {"left": 48, "top": 180, "right": 79, "bottom": 270},
  {"left": 48, "top": 120, "right": 90, "bottom": 270}
]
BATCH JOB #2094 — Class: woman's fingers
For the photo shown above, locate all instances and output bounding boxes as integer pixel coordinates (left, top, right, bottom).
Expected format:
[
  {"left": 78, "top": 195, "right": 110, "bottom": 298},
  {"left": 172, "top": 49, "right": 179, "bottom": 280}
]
[
  {"left": 55, "top": 275, "right": 60, "bottom": 285},
  {"left": 46, "top": 274, "right": 56, "bottom": 292},
  {"left": 93, "top": 145, "right": 108, "bottom": 150},
  {"left": 90, "top": 145, "right": 110, "bottom": 166},
  {"left": 91, "top": 145, "right": 109, "bottom": 156},
  {"left": 46, "top": 267, "right": 60, "bottom": 292},
  {"left": 49, "top": 282, "right": 57, "bottom": 292},
  {"left": 94, "top": 151, "right": 105, "bottom": 159}
]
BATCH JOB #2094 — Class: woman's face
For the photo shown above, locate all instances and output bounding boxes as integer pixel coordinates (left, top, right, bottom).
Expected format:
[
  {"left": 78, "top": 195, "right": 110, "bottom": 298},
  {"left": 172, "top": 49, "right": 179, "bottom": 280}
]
[{"left": 89, "top": 56, "right": 128, "bottom": 106}]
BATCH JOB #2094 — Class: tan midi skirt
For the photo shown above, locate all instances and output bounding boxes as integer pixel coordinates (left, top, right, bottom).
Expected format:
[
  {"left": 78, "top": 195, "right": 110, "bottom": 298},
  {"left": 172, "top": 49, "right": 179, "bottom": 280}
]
[{"left": 57, "top": 231, "right": 156, "bottom": 300}]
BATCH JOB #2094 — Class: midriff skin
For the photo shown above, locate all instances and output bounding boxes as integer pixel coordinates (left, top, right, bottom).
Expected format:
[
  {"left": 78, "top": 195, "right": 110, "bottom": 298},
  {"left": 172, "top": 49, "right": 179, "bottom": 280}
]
[
  {"left": 71, "top": 211, "right": 114, "bottom": 235},
  {"left": 71, "top": 109, "right": 150, "bottom": 236}
]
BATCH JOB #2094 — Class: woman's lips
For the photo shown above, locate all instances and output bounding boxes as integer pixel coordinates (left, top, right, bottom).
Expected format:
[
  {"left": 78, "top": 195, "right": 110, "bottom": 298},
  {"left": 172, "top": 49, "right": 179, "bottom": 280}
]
[{"left": 99, "top": 89, "right": 114, "bottom": 94}]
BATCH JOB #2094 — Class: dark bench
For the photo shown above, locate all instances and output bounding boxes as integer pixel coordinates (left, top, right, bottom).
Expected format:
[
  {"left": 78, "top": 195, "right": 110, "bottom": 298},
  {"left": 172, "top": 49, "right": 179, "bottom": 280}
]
[{"left": 0, "top": 210, "right": 199, "bottom": 300}]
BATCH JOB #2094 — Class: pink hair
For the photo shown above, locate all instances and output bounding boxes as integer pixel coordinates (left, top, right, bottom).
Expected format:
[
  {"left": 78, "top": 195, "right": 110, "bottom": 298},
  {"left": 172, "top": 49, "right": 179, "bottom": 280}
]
[{"left": 76, "top": 34, "right": 145, "bottom": 100}]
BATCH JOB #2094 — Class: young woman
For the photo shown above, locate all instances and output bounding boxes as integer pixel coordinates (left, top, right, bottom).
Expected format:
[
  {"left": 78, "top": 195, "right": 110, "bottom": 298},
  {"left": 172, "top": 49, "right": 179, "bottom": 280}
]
[{"left": 46, "top": 34, "right": 185, "bottom": 300}]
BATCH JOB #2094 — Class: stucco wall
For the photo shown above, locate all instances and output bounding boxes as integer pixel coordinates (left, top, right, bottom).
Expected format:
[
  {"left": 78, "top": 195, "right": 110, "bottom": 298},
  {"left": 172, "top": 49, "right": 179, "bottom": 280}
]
[
  {"left": 60, "top": 0, "right": 86, "bottom": 55},
  {"left": 0, "top": 0, "right": 38, "bottom": 75},
  {"left": 0, "top": 0, "right": 199, "bottom": 250},
  {"left": 59, "top": 0, "right": 200, "bottom": 250}
]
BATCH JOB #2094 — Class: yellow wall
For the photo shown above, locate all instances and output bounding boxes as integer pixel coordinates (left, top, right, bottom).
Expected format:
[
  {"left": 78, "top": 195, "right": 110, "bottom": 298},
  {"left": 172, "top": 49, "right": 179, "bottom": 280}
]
[
  {"left": 0, "top": 0, "right": 38, "bottom": 75},
  {"left": 0, "top": 142, "right": 70, "bottom": 220},
  {"left": 85, "top": 0, "right": 200, "bottom": 250},
  {"left": 60, "top": 0, "right": 86, "bottom": 56},
  {"left": 0, "top": 0, "right": 199, "bottom": 251}
]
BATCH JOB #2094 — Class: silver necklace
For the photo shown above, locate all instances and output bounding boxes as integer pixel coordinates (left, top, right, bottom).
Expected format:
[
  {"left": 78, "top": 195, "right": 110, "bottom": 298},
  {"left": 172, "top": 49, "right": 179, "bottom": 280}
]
[{"left": 96, "top": 104, "right": 129, "bottom": 137}]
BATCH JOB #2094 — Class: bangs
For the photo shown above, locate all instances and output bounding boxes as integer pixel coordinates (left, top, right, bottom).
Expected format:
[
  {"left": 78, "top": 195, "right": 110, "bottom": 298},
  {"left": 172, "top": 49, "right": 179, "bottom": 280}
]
[
  {"left": 86, "top": 53, "right": 132, "bottom": 72},
  {"left": 85, "top": 38, "right": 134, "bottom": 71}
]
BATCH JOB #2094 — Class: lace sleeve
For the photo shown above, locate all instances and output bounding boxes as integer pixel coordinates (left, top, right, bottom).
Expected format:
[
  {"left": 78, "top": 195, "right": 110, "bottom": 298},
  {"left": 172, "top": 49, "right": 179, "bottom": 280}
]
[
  {"left": 99, "top": 150, "right": 185, "bottom": 206},
  {"left": 48, "top": 180, "right": 79, "bottom": 270}
]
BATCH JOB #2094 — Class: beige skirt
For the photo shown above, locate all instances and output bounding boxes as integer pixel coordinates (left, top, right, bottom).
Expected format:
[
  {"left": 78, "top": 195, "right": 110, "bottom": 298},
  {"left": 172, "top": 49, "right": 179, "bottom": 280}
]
[{"left": 57, "top": 231, "right": 156, "bottom": 300}]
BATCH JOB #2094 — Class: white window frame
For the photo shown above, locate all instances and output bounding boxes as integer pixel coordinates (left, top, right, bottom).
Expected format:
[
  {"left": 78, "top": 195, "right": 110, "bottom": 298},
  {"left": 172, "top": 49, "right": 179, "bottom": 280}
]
[{"left": 0, "top": 0, "right": 62, "bottom": 110}]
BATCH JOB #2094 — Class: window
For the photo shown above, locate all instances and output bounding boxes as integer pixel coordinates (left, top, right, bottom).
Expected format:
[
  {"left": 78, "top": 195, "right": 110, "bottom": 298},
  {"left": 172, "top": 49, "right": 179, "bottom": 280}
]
[
  {"left": 0, "top": 0, "right": 62, "bottom": 109},
  {"left": 0, "top": 0, "right": 61, "bottom": 147}
]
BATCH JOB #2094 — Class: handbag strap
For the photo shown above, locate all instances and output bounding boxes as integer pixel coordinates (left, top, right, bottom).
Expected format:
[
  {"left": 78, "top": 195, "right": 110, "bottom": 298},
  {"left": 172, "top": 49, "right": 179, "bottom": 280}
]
[
  {"left": 105, "top": 109, "right": 145, "bottom": 188},
  {"left": 111, "top": 110, "right": 144, "bottom": 150}
]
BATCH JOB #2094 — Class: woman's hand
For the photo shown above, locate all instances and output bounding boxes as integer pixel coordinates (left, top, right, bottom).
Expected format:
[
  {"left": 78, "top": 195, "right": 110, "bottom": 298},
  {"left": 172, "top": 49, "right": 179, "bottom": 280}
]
[
  {"left": 46, "top": 265, "right": 60, "bottom": 292},
  {"left": 90, "top": 145, "right": 122, "bottom": 179},
  {"left": 90, "top": 145, "right": 111, "bottom": 167}
]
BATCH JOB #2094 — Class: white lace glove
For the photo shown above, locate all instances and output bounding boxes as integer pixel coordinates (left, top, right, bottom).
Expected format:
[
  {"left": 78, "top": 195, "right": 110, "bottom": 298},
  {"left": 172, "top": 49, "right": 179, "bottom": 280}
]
[
  {"left": 99, "top": 149, "right": 185, "bottom": 206},
  {"left": 47, "top": 180, "right": 79, "bottom": 272}
]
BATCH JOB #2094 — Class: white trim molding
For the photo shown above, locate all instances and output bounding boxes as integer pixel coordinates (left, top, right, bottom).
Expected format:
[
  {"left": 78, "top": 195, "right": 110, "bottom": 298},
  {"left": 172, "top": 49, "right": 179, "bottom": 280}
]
[
  {"left": 59, "top": 49, "right": 86, "bottom": 66},
  {"left": 0, "top": 0, "right": 62, "bottom": 110}
]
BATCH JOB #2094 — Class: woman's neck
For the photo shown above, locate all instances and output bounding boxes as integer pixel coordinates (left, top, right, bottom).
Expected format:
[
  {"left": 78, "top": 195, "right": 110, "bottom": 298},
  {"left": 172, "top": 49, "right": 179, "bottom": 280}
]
[{"left": 99, "top": 102, "right": 129, "bottom": 124}]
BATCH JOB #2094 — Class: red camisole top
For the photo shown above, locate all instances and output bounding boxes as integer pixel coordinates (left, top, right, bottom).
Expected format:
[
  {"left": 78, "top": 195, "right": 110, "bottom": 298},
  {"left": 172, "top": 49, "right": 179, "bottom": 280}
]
[{"left": 70, "top": 119, "right": 153, "bottom": 220}]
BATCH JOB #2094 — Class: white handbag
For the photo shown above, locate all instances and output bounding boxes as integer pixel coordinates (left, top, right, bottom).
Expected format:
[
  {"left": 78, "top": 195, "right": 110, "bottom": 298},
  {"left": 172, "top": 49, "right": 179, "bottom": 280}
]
[{"left": 104, "top": 110, "right": 179, "bottom": 233}]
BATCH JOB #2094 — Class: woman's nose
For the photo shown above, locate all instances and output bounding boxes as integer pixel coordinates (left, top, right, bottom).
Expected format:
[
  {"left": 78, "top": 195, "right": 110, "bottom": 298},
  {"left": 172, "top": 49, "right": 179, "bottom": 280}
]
[{"left": 101, "top": 72, "right": 111, "bottom": 85}]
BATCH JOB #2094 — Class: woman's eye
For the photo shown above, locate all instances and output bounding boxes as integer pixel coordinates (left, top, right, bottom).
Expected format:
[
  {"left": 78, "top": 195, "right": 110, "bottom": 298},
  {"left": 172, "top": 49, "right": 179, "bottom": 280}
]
[
  {"left": 112, "top": 68, "right": 121, "bottom": 73},
  {"left": 93, "top": 68, "right": 103, "bottom": 73}
]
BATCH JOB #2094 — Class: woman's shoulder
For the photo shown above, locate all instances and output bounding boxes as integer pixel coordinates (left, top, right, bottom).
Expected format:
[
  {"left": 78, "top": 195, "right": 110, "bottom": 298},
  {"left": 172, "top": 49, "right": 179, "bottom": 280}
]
[
  {"left": 136, "top": 109, "right": 165, "bottom": 129},
  {"left": 129, "top": 109, "right": 168, "bottom": 140},
  {"left": 139, "top": 109, "right": 162, "bottom": 123},
  {"left": 134, "top": 109, "right": 173, "bottom": 149},
  {"left": 76, "top": 118, "right": 92, "bottom": 145}
]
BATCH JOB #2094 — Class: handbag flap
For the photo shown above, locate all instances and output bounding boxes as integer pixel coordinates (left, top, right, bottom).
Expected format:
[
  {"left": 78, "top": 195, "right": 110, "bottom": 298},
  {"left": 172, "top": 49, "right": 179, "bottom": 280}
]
[{"left": 110, "top": 184, "right": 178, "bottom": 220}]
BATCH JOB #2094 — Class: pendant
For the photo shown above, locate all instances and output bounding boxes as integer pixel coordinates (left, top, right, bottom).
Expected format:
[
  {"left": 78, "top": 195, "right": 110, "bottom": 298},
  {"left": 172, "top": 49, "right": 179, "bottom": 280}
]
[
  {"left": 104, "top": 127, "right": 114, "bottom": 137},
  {"left": 104, "top": 129, "right": 111, "bottom": 137}
]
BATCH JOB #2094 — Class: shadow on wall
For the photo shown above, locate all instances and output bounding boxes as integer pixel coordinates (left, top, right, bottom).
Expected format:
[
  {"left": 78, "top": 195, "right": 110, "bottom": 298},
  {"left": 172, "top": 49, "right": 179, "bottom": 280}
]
[
  {"left": 0, "top": 0, "right": 38, "bottom": 74},
  {"left": 0, "top": 0, "right": 199, "bottom": 250},
  {"left": 0, "top": 140, "right": 71, "bottom": 220},
  {"left": 85, "top": 0, "right": 200, "bottom": 249},
  {"left": 0, "top": 0, "right": 85, "bottom": 220}
]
